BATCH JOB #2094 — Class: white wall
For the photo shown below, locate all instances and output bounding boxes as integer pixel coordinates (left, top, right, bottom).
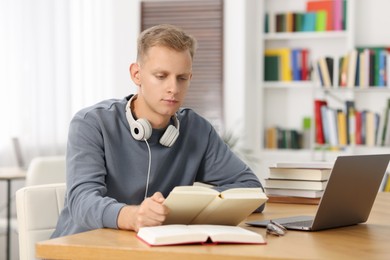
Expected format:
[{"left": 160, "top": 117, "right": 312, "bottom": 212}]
[
  {"left": 223, "top": 0, "right": 263, "bottom": 172},
  {"left": 355, "top": 0, "right": 390, "bottom": 46},
  {"left": 111, "top": 0, "right": 141, "bottom": 97}
]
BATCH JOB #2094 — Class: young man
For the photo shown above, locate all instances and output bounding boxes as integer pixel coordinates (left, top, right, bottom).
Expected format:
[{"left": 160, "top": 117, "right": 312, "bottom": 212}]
[{"left": 52, "top": 24, "right": 263, "bottom": 238}]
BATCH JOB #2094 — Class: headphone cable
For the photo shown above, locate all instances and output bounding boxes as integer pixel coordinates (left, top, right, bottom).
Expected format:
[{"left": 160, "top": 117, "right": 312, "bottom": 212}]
[{"left": 144, "top": 139, "right": 152, "bottom": 199}]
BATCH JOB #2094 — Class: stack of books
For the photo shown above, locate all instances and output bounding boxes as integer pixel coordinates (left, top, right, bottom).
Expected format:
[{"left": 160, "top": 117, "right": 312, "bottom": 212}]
[{"left": 264, "top": 161, "right": 334, "bottom": 205}]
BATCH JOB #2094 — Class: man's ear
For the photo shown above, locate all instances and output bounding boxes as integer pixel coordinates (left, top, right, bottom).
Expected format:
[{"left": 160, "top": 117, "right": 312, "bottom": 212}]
[{"left": 130, "top": 63, "right": 141, "bottom": 86}]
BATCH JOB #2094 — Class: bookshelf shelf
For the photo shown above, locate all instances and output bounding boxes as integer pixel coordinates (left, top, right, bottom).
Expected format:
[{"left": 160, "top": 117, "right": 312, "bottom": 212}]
[
  {"left": 264, "top": 31, "right": 348, "bottom": 41},
  {"left": 264, "top": 81, "right": 317, "bottom": 89},
  {"left": 321, "top": 87, "right": 390, "bottom": 93}
]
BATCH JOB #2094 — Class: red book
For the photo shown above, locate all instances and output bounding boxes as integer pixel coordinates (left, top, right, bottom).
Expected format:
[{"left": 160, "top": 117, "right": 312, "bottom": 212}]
[
  {"left": 301, "top": 49, "right": 310, "bottom": 80},
  {"left": 314, "top": 99, "right": 328, "bottom": 144},
  {"left": 355, "top": 110, "right": 362, "bottom": 145},
  {"left": 306, "top": 0, "right": 335, "bottom": 31}
]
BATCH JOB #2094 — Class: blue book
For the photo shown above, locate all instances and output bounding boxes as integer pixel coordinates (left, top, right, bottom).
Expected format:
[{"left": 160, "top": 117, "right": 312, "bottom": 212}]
[
  {"left": 291, "top": 49, "right": 301, "bottom": 81},
  {"left": 379, "top": 50, "right": 387, "bottom": 87},
  {"left": 302, "top": 12, "right": 316, "bottom": 32}
]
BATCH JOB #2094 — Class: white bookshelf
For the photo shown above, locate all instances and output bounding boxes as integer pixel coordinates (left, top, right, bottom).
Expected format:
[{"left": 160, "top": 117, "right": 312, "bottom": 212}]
[{"left": 250, "top": 0, "right": 390, "bottom": 181}]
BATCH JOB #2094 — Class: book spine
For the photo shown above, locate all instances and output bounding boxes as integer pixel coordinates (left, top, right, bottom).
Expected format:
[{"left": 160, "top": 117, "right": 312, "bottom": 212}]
[
  {"left": 314, "top": 100, "right": 327, "bottom": 144},
  {"left": 334, "top": 0, "right": 343, "bottom": 31}
]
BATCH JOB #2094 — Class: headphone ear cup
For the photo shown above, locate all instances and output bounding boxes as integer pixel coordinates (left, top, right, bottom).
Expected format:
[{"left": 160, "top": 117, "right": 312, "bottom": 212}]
[
  {"left": 130, "top": 118, "right": 152, "bottom": 141},
  {"left": 159, "top": 125, "right": 179, "bottom": 147}
]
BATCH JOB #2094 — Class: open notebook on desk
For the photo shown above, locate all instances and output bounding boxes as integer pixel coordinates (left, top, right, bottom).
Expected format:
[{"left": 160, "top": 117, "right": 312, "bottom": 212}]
[{"left": 247, "top": 154, "right": 390, "bottom": 231}]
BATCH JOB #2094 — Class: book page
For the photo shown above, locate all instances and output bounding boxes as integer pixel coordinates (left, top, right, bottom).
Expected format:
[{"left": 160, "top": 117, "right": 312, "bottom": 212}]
[
  {"left": 220, "top": 187, "right": 266, "bottom": 199},
  {"left": 137, "top": 225, "right": 208, "bottom": 246},
  {"left": 188, "top": 225, "right": 266, "bottom": 244},
  {"left": 137, "top": 224, "right": 266, "bottom": 246},
  {"left": 191, "top": 188, "right": 268, "bottom": 225},
  {"left": 163, "top": 186, "right": 218, "bottom": 224}
]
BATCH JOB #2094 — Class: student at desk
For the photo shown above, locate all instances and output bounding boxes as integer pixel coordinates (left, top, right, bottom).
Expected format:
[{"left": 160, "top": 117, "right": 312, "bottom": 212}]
[{"left": 52, "top": 24, "right": 264, "bottom": 238}]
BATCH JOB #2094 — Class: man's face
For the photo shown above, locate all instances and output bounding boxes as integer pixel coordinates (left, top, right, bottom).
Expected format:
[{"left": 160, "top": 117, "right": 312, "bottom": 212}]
[{"left": 135, "top": 45, "right": 193, "bottom": 123}]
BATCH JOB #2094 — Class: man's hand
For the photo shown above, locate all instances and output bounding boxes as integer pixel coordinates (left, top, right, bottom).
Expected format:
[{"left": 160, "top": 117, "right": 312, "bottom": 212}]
[{"left": 117, "top": 192, "right": 169, "bottom": 232}]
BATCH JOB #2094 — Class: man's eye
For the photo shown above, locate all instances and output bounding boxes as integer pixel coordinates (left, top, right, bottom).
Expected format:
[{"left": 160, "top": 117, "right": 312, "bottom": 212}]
[
  {"left": 178, "top": 77, "right": 188, "bottom": 81},
  {"left": 155, "top": 75, "right": 165, "bottom": 80}
]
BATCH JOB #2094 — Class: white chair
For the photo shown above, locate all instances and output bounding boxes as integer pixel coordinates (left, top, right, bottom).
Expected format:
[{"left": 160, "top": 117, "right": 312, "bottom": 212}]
[
  {"left": 26, "top": 156, "right": 66, "bottom": 186},
  {"left": 16, "top": 183, "right": 66, "bottom": 260}
]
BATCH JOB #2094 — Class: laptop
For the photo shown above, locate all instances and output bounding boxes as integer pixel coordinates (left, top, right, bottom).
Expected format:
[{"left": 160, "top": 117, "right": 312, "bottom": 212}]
[{"left": 247, "top": 154, "right": 390, "bottom": 231}]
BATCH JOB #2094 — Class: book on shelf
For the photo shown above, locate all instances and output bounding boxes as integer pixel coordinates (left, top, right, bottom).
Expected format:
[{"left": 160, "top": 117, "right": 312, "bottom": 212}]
[
  {"left": 347, "top": 49, "right": 358, "bottom": 87},
  {"left": 314, "top": 99, "right": 328, "bottom": 144},
  {"left": 337, "top": 47, "right": 390, "bottom": 88},
  {"left": 315, "top": 11, "right": 327, "bottom": 32},
  {"left": 264, "top": 48, "right": 310, "bottom": 82},
  {"left": 301, "top": 49, "right": 310, "bottom": 80},
  {"left": 339, "top": 54, "right": 349, "bottom": 87},
  {"left": 264, "top": 179, "right": 328, "bottom": 191},
  {"left": 326, "top": 107, "right": 339, "bottom": 147},
  {"left": 163, "top": 186, "right": 267, "bottom": 226},
  {"left": 355, "top": 110, "right": 362, "bottom": 145},
  {"left": 292, "top": 49, "right": 301, "bottom": 80},
  {"left": 380, "top": 98, "right": 390, "bottom": 146},
  {"left": 345, "top": 100, "right": 356, "bottom": 145},
  {"left": 264, "top": 0, "right": 346, "bottom": 34},
  {"left": 267, "top": 195, "right": 321, "bottom": 205},
  {"left": 265, "top": 188, "right": 324, "bottom": 198},
  {"left": 302, "top": 12, "right": 316, "bottom": 32},
  {"left": 268, "top": 167, "right": 331, "bottom": 181},
  {"left": 337, "top": 109, "right": 347, "bottom": 146},
  {"left": 314, "top": 98, "right": 384, "bottom": 147},
  {"left": 137, "top": 224, "right": 266, "bottom": 246},
  {"left": 264, "top": 127, "right": 303, "bottom": 150},
  {"left": 264, "top": 55, "right": 280, "bottom": 81},
  {"left": 265, "top": 127, "right": 278, "bottom": 149},
  {"left": 333, "top": 0, "right": 344, "bottom": 31},
  {"left": 387, "top": 52, "right": 390, "bottom": 87},
  {"left": 306, "top": 0, "right": 335, "bottom": 31},
  {"left": 264, "top": 48, "right": 291, "bottom": 81},
  {"left": 317, "top": 56, "right": 334, "bottom": 87},
  {"left": 365, "top": 111, "right": 376, "bottom": 146}
]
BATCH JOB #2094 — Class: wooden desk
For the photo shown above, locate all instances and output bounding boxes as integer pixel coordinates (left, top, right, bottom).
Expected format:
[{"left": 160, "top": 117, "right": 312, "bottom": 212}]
[
  {"left": 0, "top": 167, "right": 26, "bottom": 260},
  {"left": 36, "top": 192, "right": 390, "bottom": 260}
]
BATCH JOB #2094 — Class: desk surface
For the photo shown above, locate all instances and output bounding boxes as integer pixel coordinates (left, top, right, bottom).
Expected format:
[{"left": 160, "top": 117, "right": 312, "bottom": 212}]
[{"left": 36, "top": 192, "right": 390, "bottom": 260}]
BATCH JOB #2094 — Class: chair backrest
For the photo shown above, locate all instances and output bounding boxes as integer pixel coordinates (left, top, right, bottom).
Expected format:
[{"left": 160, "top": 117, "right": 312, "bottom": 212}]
[
  {"left": 26, "top": 156, "right": 66, "bottom": 186},
  {"left": 16, "top": 183, "right": 66, "bottom": 260}
]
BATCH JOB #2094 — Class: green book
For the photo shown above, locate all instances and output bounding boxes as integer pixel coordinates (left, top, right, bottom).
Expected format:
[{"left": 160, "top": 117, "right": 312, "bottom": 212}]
[
  {"left": 264, "top": 55, "right": 280, "bottom": 81},
  {"left": 315, "top": 11, "right": 327, "bottom": 31},
  {"left": 381, "top": 98, "right": 390, "bottom": 146},
  {"left": 294, "top": 13, "right": 304, "bottom": 32},
  {"left": 343, "top": 0, "right": 347, "bottom": 30}
]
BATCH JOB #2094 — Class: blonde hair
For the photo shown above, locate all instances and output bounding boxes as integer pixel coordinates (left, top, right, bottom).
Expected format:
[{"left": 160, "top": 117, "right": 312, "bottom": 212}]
[{"left": 137, "top": 24, "right": 197, "bottom": 63}]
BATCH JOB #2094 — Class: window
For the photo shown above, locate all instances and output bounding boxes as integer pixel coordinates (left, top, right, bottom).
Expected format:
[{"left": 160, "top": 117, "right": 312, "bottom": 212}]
[{"left": 141, "top": 0, "right": 224, "bottom": 132}]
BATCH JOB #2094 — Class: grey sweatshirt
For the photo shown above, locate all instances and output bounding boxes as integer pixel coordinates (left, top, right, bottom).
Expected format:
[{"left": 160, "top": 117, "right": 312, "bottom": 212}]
[{"left": 51, "top": 95, "right": 263, "bottom": 238}]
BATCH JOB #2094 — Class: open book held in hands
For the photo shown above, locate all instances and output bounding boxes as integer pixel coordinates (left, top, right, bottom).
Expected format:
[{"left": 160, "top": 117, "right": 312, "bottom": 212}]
[
  {"left": 137, "top": 224, "right": 266, "bottom": 246},
  {"left": 163, "top": 186, "right": 268, "bottom": 225}
]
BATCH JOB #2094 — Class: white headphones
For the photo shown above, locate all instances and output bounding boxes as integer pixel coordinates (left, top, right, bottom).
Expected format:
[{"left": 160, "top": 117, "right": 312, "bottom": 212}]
[{"left": 125, "top": 95, "right": 180, "bottom": 147}]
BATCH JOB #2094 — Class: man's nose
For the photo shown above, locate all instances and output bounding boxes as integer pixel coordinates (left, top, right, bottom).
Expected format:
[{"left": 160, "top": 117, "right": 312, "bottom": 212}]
[{"left": 167, "top": 77, "right": 179, "bottom": 94}]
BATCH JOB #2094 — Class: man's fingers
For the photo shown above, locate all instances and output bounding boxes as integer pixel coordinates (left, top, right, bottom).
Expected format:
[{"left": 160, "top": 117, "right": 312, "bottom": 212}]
[{"left": 151, "top": 192, "right": 165, "bottom": 203}]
